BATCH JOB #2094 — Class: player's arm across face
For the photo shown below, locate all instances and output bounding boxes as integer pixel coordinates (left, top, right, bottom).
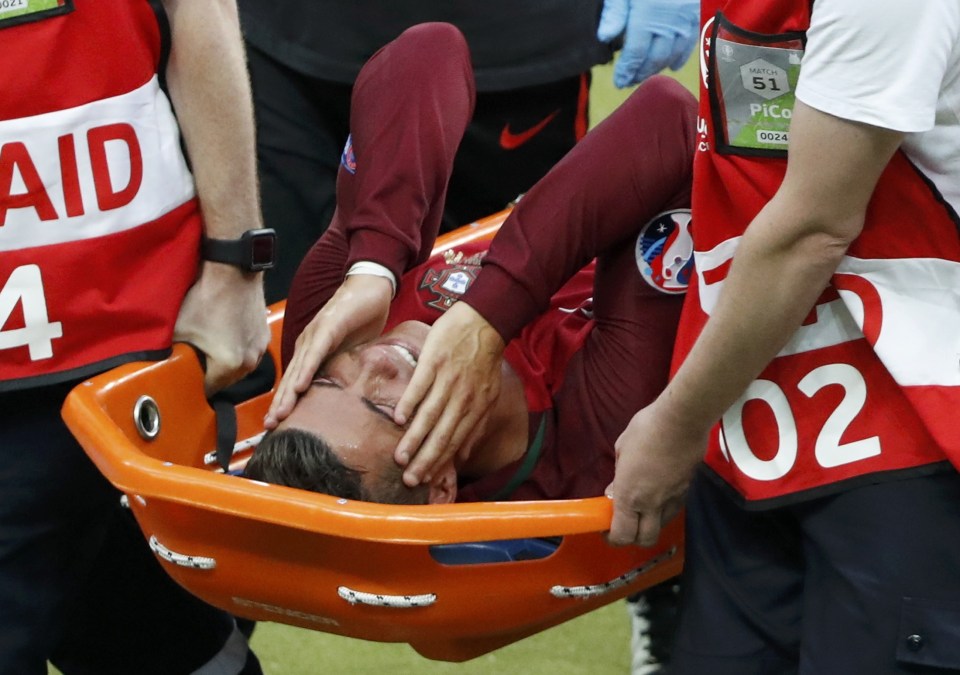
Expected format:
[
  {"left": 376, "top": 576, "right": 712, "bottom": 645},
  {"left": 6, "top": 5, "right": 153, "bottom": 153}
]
[
  {"left": 393, "top": 77, "right": 698, "bottom": 487},
  {"left": 608, "top": 102, "right": 905, "bottom": 546}
]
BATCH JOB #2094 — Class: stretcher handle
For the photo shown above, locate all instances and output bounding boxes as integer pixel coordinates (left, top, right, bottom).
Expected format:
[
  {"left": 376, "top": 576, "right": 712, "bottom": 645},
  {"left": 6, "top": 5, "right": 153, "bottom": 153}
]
[
  {"left": 337, "top": 587, "right": 437, "bottom": 608},
  {"left": 550, "top": 546, "right": 678, "bottom": 599},
  {"left": 148, "top": 535, "right": 217, "bottom": 570}
]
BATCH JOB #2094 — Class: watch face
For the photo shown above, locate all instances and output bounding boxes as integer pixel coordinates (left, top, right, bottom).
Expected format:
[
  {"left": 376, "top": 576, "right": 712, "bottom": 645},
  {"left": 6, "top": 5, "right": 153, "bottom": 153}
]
[{"left": 250, "top": 232, "right": 276, "bottom": 268}]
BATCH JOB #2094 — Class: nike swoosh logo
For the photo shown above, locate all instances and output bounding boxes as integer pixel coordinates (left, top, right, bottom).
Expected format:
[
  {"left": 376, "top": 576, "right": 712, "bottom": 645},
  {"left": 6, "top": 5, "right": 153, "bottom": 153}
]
[{"left": 499, "top": 110, "right": 559, "bottom": 150}]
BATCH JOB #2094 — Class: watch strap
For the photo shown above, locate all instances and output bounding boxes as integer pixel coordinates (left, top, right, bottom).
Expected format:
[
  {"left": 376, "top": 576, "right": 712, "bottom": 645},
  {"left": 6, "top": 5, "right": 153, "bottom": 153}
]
[{"left": 201, "top": 228, "right": 276, "bottom": 272}]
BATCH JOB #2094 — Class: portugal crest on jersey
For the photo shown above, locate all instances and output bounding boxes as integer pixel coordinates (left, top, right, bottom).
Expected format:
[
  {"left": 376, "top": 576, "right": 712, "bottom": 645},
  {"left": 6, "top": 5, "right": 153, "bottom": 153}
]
[
  {"left": 635, "top": 209, "right": 693, "bottom": 294},
  {"left": 418, "top": 249, "right": 485, "bottom": 312}
]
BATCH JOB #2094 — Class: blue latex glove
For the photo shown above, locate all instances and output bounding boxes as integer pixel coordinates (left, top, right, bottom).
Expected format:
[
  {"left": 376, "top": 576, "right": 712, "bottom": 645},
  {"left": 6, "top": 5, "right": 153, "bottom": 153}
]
[{"left": 597, "top": 0, "right": 700, "bottom": 88}]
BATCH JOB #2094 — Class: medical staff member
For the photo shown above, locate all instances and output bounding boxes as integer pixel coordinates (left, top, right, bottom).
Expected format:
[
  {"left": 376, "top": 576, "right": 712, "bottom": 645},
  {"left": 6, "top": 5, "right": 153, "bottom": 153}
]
[
  {"left": 607, "top": 0, "right": 960, "bottom": 672},
  {"left": 0, "top": 1, "right": 270, "bottom": 672}
]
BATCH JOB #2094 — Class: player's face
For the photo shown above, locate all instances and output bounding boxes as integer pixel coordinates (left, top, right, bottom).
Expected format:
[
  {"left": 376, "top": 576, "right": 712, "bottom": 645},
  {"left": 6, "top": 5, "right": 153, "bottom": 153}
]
[{"left": 278, "top": 321, "right": 430, "bottom": 482}]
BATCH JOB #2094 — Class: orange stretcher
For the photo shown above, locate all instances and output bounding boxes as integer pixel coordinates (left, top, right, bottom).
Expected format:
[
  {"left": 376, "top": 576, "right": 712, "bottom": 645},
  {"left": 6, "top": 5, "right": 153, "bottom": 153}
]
[{"left": 61, "top": 211, "right": 684, "bottom": 662}]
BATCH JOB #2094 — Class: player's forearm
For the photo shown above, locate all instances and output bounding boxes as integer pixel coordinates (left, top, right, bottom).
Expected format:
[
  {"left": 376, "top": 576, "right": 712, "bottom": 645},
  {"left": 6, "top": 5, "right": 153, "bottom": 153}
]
[
  {"left": 343, "top": 24, "right": 474, "bottom": 280},
  {"left": 162, "top": 0, "right": 261, "bottom": 239}
]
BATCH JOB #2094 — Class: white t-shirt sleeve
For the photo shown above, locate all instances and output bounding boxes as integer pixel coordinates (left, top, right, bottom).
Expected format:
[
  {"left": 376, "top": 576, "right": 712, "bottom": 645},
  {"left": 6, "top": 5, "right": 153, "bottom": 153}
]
[{"left": 796, "top": 0, "right": 960, "bottom": 132}]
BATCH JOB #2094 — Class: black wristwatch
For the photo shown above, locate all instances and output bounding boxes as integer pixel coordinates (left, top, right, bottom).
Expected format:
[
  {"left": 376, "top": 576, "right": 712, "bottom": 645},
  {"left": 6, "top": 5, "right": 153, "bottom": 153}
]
[{"left": 201, "top": 228, "right": 277, "bottom": 272}]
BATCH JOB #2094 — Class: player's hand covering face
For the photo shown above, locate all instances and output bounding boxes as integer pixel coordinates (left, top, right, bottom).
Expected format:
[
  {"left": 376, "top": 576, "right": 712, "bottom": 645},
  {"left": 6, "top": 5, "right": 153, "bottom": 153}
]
[
  {"left": 279, "top": 321, "right": 430, "bottom": 491},
  {"left": 266, "top": 274, "right": 393, "bottom": 429},
  {"left": 393, "top": 302, "right": 506, "bottom": 487}
]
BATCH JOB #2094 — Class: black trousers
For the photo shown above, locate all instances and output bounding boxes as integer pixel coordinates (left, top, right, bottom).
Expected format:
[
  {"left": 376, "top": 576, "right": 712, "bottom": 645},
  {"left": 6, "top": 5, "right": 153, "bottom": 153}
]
[
  {"left": 670, "top": 466, "right": 960, "bottom": 674},
  {"left": 0, "top": 382, "right": 260, "bottom": 674}
]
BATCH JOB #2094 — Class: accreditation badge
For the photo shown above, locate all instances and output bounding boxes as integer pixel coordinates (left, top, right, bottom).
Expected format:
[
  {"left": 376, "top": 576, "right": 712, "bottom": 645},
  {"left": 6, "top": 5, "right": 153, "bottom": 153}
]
[
  {"left": 0, "top": 0, "right": 72, "bottom": 29},
  {"left": 708, "top": 13, "right": 805, "bottom": 157}
]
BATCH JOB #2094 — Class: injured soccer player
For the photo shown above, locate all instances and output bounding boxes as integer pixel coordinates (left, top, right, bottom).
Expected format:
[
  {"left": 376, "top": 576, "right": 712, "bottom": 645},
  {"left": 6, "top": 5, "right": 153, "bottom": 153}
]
[{"left": 243, "top": 21, "right": 698, "bottom": 506}]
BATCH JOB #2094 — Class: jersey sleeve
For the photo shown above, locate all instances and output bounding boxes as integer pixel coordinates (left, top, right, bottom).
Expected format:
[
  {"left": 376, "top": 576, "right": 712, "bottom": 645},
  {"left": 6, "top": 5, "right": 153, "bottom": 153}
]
[
  {"left": 279, "top": 24, "right": 475, "bottom": 365},
  {"left": 338, "top": 24, "right": 475, "bottom": 278},
  {"left": 461, "top": 75, "right": 698, "bottom": 342}
]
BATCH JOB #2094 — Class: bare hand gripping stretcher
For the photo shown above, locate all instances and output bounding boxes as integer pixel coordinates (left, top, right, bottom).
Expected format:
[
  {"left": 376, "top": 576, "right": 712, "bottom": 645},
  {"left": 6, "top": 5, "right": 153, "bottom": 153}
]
[{"left": 61, "top": 213, "right": 683, "bottom": 662}]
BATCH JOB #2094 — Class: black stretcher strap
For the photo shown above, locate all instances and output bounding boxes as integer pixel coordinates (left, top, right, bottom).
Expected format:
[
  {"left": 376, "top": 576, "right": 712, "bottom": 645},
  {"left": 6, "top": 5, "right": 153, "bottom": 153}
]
[{"left": 197, "top": 352, "right": 276, "bottom": 471}]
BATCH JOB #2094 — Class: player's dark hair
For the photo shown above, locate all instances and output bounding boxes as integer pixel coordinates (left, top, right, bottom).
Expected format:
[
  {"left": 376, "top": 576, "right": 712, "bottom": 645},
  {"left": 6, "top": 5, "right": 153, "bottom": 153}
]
[
  {"left": 242, "top": 428, "right": 429, "bottom": 505},
  {"left": 243, "top": 428, "right": 365, "bottom": 500}
]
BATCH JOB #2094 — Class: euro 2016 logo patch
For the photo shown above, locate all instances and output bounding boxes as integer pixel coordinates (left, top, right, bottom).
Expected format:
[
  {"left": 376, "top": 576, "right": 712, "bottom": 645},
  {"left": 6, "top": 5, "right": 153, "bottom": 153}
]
[
  {"left": 340, "top": 134, "right": 356, "bottom": 174},
  {"left": 635, "top": 209, "right": 693, "bottom": 294}
]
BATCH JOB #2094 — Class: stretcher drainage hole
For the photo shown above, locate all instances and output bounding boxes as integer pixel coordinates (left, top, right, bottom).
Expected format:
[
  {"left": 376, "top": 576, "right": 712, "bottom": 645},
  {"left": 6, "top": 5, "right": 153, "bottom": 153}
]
[{"left": 134, "top": 395, "right": 161, "bottom": 440}]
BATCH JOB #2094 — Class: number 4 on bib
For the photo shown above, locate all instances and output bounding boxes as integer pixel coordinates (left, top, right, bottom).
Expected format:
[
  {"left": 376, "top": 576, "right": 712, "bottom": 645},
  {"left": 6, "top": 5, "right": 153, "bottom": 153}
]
[{"left": 0, "top": 264, "right": 63, "bottom": 361}]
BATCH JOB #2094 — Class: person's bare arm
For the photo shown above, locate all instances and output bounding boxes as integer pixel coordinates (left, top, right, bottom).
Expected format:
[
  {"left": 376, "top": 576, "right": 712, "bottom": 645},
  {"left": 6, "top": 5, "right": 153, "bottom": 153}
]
[
  {"left": 608, "top": 101, "right": 904, "bottom": 546},
  {"left": 163, "top": 0, "right": 269, "bottom": 395}
]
